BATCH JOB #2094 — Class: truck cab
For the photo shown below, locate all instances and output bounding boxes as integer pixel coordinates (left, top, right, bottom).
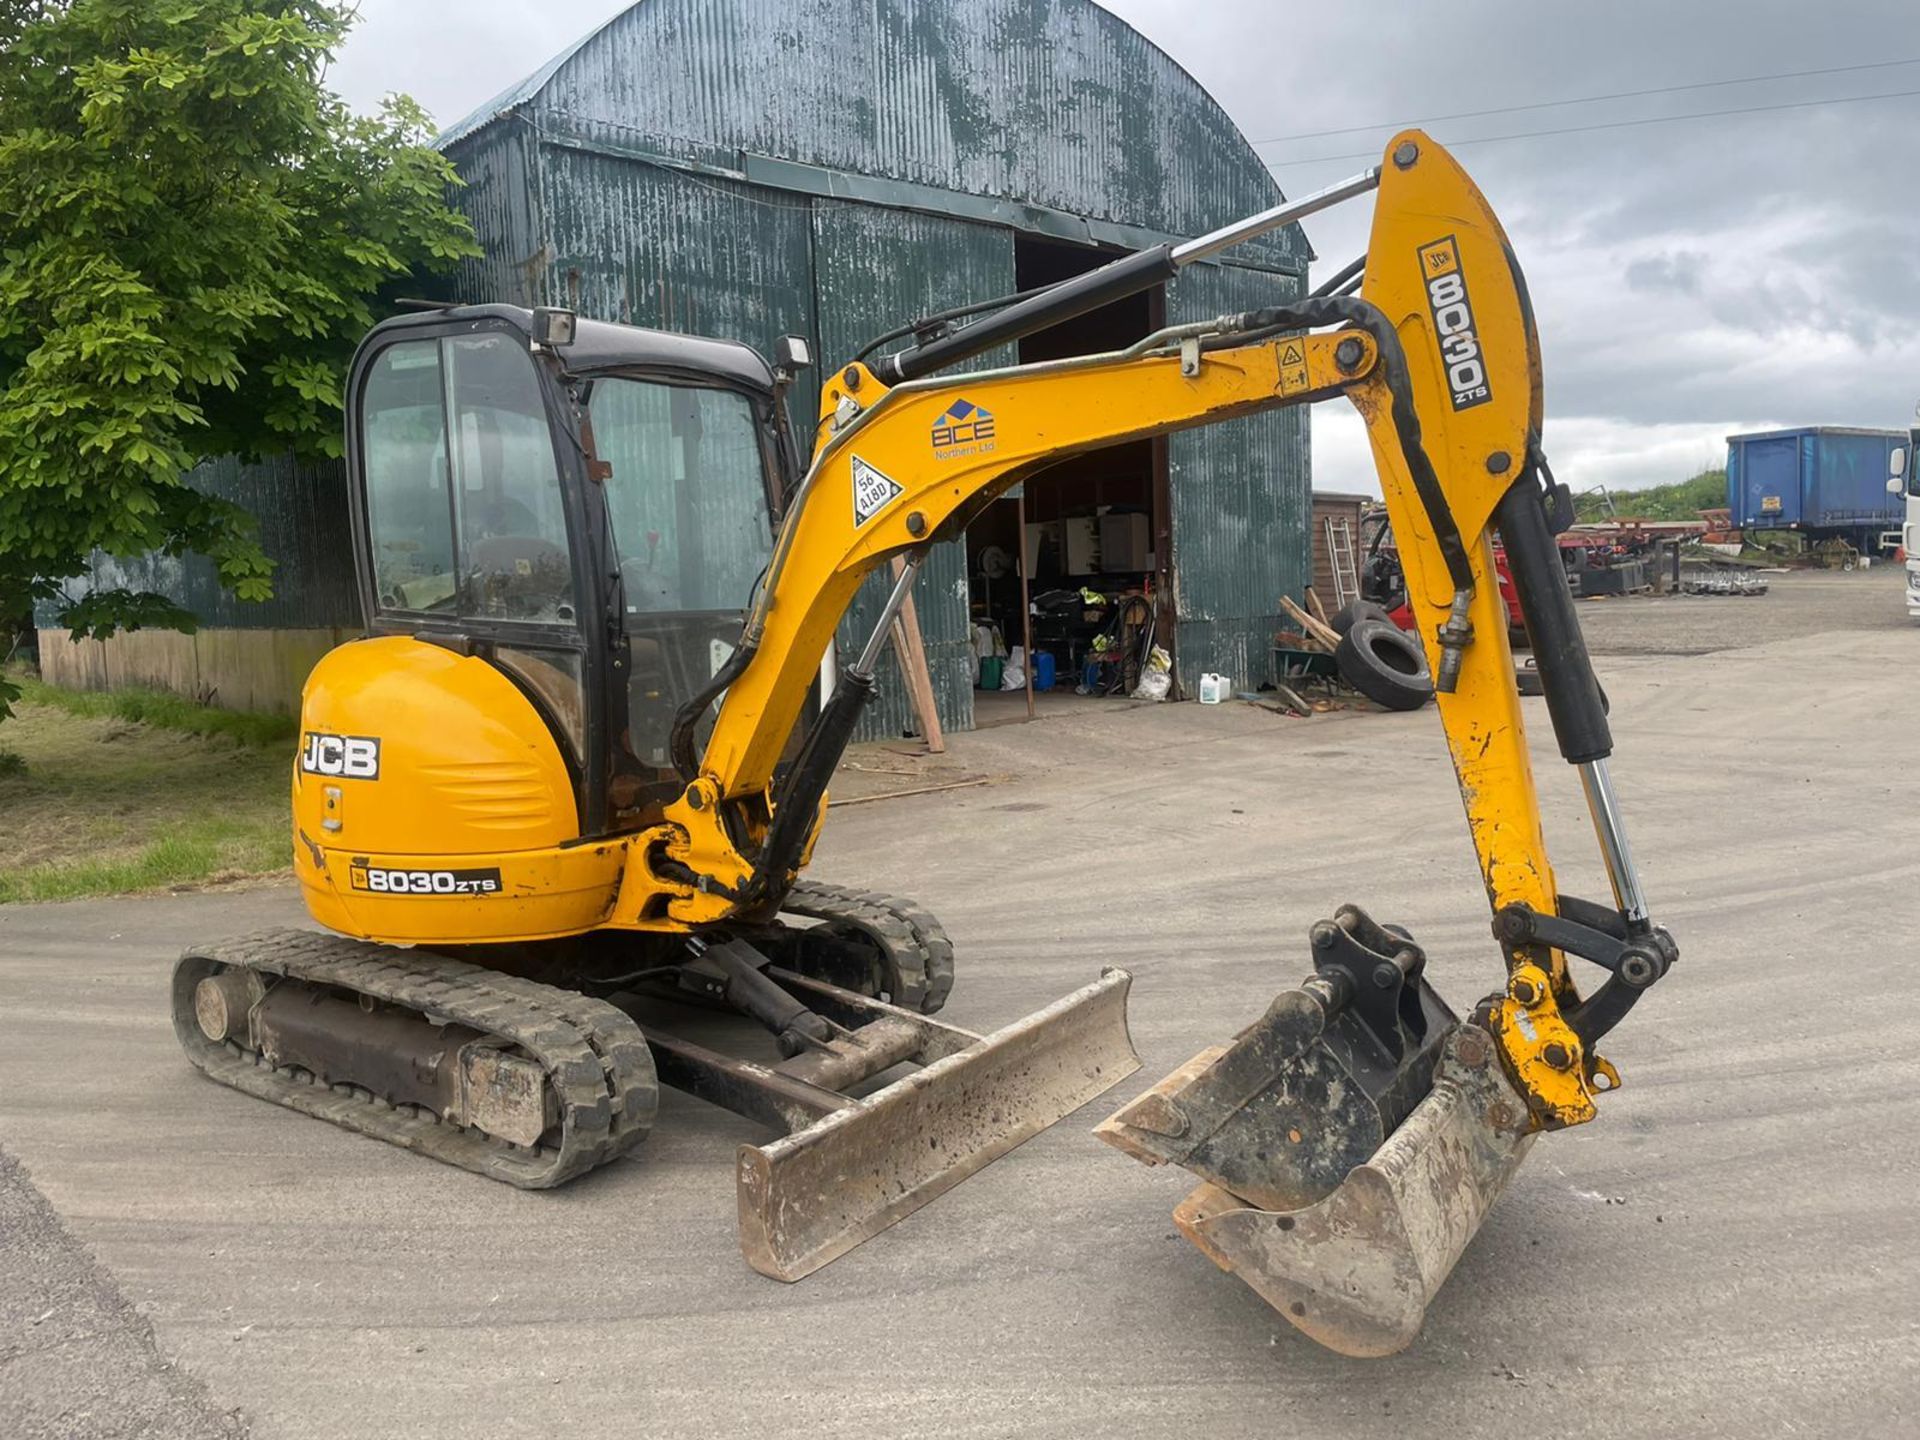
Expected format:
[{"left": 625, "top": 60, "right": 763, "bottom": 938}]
[{"left": 1891, "top": 432, "right": 1919, "bottom": 619}]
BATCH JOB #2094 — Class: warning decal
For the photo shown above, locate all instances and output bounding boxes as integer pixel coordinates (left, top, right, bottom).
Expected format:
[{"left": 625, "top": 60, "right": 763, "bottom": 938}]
[
  {"left": 851, "top": 456, "right": 904, "bottom": 526},
  {"left": 1276, "top": 339, "right": 1309, "bottom": 396}
]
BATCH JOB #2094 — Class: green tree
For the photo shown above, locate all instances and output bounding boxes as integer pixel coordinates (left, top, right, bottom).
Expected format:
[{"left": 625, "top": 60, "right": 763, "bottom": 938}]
[
  {"left": 0, "top": 0, "right": 477, "bottom": 712},
  {"left": 1573, "top": 468, "right": 1729, "bottom": 524}
]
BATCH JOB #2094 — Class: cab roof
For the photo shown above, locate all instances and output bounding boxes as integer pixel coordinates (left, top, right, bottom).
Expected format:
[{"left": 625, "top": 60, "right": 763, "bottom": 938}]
[{"left": 365, "top": 303, "right": 777, "bottom": 395}]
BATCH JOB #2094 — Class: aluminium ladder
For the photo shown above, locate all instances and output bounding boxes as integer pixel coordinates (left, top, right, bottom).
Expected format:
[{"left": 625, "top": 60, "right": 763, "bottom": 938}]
[{"left": 1324, "top": 515, "right": 1361, "bottom": 610}]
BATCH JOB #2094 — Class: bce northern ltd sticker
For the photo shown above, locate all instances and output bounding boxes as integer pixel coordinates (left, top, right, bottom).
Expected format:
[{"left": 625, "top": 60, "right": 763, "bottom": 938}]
[
  {"left": 931, "top": 398, "right": 996, "bottom": 459},
  {"left": 1417, "top": 236, "right": 1491, "bottom": 412}
]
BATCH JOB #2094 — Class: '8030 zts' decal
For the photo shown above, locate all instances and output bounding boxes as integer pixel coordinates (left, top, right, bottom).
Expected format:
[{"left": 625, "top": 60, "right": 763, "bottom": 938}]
[
  {"left": 348, "top": 863, "right": 503, "bottom": 896},
  {"left": 1417, "top": 236, "right": 1491, "bottom": 412}
]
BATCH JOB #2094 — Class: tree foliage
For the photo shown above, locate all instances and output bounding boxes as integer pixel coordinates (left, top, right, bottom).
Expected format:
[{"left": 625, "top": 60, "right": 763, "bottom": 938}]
[
  {"left": 1574, "top": 468, "right": 1729, "bottom": 524},
  {"left": 0, "top": 0, "right": 478, "bottom": 711}
]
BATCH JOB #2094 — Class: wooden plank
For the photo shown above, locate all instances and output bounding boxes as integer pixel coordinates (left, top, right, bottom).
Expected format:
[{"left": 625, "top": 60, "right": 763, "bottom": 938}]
[
  {"left": 888, "top": 556, "right": 946, "bottom": 754},
  {"left": 1278, "top": 595, "right": 1342, "bottom": 653},
  {"left": 829, "top": 777, "right": 991, "bottom": 808},
  {"left": 1273, "top": 682, "right": 1314, "bottom": 716}
]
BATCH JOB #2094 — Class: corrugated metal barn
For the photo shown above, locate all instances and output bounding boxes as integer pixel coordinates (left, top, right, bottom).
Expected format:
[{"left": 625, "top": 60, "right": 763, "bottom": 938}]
[
  {"left": 39, "top": 0, "right": 1314, "bottom": 733},
  {"left": 437, "top": 0, "right": 1313, "bottom": 737}
]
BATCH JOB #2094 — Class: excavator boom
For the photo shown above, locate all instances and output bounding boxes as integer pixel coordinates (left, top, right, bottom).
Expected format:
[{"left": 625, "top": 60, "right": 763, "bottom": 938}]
[
  {"left": 632, "top": 129, "right": 1672, "bottom": 1346},
  {"left": 1093, "top": 135, "right": 1676, "bottom": 1350}
]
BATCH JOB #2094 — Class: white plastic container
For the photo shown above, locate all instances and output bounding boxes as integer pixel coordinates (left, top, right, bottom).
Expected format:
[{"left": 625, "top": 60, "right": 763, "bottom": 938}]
[{"left": 1198, "top": 672, "right": 1230, "bottom": 704}]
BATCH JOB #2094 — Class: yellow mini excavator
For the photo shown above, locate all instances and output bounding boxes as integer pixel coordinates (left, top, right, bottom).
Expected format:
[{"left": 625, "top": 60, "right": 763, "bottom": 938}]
[{"left": 175, "top": 132, "right": 1673, "bottom": 1352}]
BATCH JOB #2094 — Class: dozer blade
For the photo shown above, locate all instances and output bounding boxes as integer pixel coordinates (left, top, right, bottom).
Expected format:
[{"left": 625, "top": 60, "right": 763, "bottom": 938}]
[
  {"left": 1097, "top": 905, "right": 1531, "bottom": 1356},
  {"left": 734, "top": 967, "right": 1139, "bottom": 1281}
]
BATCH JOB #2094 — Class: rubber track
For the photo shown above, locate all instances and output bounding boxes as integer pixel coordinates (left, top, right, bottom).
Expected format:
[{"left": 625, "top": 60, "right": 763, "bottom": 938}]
[
  {"left": 173, "top": 928, "right": 659, "bottom": 1189},
  {"left": 780, "top": 880, "right": 956, "bottom": 1013}
]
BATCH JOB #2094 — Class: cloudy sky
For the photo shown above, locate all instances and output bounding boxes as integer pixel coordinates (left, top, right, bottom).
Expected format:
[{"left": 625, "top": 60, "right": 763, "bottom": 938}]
[{"left": 330, "top": 0, "right": 1920, "bottom": 496}]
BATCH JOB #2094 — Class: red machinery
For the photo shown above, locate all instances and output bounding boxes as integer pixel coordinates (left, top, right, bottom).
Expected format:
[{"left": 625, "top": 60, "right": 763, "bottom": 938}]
[{"left": 1360, "top": 509, "right": 1525, "bottom": 633}]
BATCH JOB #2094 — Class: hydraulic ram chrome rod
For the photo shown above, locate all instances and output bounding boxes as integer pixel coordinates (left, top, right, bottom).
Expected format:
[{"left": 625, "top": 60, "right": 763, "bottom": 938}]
[
  {"left": 873, "top": 167, "right": 1381, "bottom": 384},
  {"left": 1170, "top": 168, "right": 1382, "bottom": 265}
]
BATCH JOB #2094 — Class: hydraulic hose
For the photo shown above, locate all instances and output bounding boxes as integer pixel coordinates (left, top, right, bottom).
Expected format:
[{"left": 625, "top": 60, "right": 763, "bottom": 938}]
[{"left": 1310, "top": 254, "right": 1366, "bottom": 299}]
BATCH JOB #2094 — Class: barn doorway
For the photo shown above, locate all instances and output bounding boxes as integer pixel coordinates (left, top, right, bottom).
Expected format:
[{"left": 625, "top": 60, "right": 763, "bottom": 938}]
[{"left": 965, "top": 235, "right": 1170, "bottom": 726}]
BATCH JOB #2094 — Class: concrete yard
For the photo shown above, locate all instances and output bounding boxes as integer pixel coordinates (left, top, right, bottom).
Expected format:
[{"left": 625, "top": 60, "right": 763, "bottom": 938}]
[
  {"left": 3, "top": 568, "right": 1916, "bottom": 1439},
  {"left": 1579, "top": 566, "right": 1912, "bottom": 656}
]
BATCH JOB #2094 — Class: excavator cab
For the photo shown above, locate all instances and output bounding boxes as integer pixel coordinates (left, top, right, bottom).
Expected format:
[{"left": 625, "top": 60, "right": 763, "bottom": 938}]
[{"left": 346, "top": 305, "right": 796, "bottom": 835}]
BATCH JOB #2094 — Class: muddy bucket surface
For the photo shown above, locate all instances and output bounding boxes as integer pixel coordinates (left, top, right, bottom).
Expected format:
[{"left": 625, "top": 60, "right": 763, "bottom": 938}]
[{"left": 1167, "top": 1026, "right": 1532, "bottom": 1356}]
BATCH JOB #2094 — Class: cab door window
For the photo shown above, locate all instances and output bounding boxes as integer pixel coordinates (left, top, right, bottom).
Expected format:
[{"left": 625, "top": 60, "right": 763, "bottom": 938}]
[
  {"left": 360, "top": 341, "right": 457, "bottom": 613},
  {"left": 358, "top": 328, "right": 586, "bottom": 765},
  {"left": 586, "top": 379, "right": 776, "bottom": 775},
  {"left": 589, "top": 379, "right": 774, "bottom": 616},
  {"left": 445, "top": 332, "right": 575, "bottom": 624}
]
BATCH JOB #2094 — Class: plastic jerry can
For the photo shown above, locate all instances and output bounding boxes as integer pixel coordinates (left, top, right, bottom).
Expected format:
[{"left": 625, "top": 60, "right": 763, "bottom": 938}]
[{"left": 1198, "top": 672, "right": 1230, "bottom": 704}]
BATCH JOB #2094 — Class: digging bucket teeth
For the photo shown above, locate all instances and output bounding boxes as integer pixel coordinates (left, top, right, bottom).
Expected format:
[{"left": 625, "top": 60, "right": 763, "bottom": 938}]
[
  {"left": 648, "top": 966, "right": 1139, "bottom": 1282},
  {"left": 1097, "top": 906, "right": 1531, "bottom": 1356}
]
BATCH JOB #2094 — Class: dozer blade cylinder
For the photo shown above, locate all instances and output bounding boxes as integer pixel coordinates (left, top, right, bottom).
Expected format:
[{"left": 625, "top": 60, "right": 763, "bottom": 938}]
[
  {"left": 737, "top": 968, "right": 1138, "bottom": 1282},
  {"left": 1169, "top": 1026, "right": 1532, "bottom": 1358}
]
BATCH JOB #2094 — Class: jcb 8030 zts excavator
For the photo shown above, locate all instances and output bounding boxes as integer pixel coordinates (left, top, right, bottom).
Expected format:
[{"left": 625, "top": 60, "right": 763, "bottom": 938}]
[{"left": 175, "top": 132, "right": 1673, "bottom": 1352}]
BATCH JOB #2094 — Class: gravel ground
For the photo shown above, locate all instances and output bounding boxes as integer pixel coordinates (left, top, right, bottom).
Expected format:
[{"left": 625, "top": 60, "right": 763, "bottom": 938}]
[
  {"left": 1576, "top": 565, "right": 1907, "bottom": 656},
  {"left": 0, "top": 1150, "right": 244, "bottom": 1440}
]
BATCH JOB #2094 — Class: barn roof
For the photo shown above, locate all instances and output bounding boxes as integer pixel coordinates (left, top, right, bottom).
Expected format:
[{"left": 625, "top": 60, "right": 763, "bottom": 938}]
[{"left": 438, "top": 0, "right": 1308, "bottom": 268}]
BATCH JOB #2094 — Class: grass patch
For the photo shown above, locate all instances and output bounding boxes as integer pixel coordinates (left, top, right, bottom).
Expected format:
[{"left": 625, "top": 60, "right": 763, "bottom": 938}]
[
  {"left": 0, "top": 818, "right": 288, "bottom": 904},
  {"left": 0, "top": 680, "right": 291, "bottom": 903},
  {"left": 7, "top": 671, "right": 297, "bottom": 747}
]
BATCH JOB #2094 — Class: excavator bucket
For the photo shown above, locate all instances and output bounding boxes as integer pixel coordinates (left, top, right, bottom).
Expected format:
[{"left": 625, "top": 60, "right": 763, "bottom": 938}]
[
  {"left": 1097, "top": 906, "right": 1530, "bottom": 1356},
  {"left": 644, "top": 966, "right": 1140, "bottom": 1282}
]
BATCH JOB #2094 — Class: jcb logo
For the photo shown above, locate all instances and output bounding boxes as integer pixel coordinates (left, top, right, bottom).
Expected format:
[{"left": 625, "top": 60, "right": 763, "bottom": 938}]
[
  {"left": 301, "top": 731, "right": 381, "bottom": 780},
  {"left": 1417, "top": 236, "right": 1491, "bottom": 412}
]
